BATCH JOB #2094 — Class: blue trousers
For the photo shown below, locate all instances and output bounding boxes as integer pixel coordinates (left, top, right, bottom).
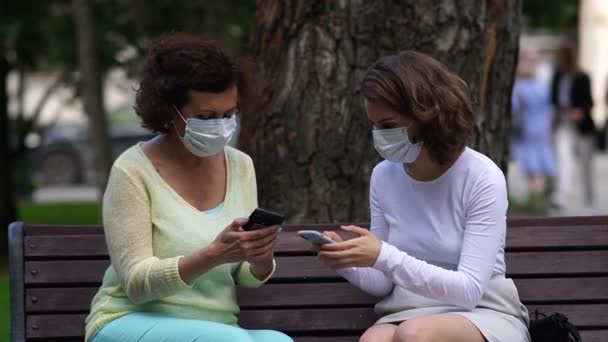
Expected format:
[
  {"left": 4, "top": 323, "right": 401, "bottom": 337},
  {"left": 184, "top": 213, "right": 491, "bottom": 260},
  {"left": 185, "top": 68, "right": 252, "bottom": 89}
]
[{"left": 91, "top": 312, "right": 293, "bottom": 342}]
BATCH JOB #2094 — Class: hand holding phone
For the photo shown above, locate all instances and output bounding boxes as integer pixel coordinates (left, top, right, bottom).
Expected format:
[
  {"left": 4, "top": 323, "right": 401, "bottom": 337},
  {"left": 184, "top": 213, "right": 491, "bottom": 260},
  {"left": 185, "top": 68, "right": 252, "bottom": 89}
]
[
  {"left": 242, "top": 208, "right": 285, "bottom": 231},
  {"left": 298, "top": 230, "right": 336, "bottom": 245}
]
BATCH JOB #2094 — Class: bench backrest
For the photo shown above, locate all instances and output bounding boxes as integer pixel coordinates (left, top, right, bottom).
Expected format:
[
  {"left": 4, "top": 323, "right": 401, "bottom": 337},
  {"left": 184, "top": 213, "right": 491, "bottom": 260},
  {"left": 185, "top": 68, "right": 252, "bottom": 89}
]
[{"left": 9, "top": 216, "right": 608, "bottom": 342}]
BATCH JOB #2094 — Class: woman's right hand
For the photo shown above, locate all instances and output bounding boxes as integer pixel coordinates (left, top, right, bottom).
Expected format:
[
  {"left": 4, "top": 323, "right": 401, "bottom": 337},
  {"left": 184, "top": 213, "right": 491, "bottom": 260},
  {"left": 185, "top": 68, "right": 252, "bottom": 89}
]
[
  {"left": 310, "top": 231, "right": 344, "bottom": 253},
  {"left": 323, "top": 231, "right": 344, "bottom": 243},
  {"left": 210, "top": 218, "right": 279, "bottom": 265}
]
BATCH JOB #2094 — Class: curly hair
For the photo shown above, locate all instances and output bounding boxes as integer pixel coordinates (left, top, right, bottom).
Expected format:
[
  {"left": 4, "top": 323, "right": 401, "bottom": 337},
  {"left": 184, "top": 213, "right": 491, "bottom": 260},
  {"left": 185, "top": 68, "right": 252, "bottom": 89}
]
[
  {"left": 135, "top": 33, "right": 253, "bottom": 133},
  {"left": 361, "top": 51, "right": 474, "bottom": 164}
]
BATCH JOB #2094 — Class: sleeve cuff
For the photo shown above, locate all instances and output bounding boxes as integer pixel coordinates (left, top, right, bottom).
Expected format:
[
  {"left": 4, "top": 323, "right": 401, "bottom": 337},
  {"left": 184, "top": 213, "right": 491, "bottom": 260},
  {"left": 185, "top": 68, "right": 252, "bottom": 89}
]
[
  {"left": 236, "top": 260, "right": 276, "bottom": 288},
  {"left": 164, "top": 256, "right": 195, "bottom": 289},
  {"left": 373, "top": 241, "right": 399, "bottom": 272}
]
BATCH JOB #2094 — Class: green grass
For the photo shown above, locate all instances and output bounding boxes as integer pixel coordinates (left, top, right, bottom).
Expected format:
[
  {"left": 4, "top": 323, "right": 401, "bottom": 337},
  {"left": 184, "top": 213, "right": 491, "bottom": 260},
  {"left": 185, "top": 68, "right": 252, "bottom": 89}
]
[
  {"left": 18, "top": 201, "right": 102, "bottom": 225},
  {"left": 1, "top": 201, "right": 101, "bottom": 341},
  {"left": 508, "top": 195, "right": 552, "bottom": 217},
  {"left": 1, "top": 270, "right": 9, "bottom": 341}
]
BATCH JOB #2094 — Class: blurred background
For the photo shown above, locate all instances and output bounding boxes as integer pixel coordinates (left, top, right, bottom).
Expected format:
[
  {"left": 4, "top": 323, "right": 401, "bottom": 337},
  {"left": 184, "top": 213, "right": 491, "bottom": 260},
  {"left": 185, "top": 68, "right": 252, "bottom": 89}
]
[{"left": 1, "top": 0, "right": 608, "bottom": 340}]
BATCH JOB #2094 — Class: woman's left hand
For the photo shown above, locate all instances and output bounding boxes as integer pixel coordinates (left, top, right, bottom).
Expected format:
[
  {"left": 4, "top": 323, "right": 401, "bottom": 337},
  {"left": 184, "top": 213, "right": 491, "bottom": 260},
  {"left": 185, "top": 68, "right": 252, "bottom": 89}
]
[
  {"left": 317, "top": 225, "right": 383, "bottom": 269},
  {"left": 242, "top": 225, "right": 280, "bottom": 280}
]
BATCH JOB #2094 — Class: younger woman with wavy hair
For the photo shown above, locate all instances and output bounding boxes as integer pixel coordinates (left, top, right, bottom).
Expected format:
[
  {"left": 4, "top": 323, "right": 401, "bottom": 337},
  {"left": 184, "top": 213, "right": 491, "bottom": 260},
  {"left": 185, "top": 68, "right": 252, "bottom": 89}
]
[{"left": 316, "top": 51, "right": 530, "bottom": 342}]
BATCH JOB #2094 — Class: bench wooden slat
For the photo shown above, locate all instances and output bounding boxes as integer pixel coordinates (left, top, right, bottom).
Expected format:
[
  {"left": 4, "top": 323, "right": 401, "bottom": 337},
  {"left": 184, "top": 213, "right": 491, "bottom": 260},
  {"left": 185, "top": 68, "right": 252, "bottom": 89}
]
[
  {"left": 24, "top": 277, "right": 608, "bottom": 314},
  {"left": 506, "top": 225, "right": 608, "bottom": 250},
  {"left": 241, "top": 278, "right": 608, "bottom": 306},
  {"left": 23, "top": 224, "right": 608, "bottom": 258},
  {"left": 238, "top": 283, "right": 377, "bottom": 308},
  {"left": 239, "top": 308, "right": 378, "bottom": 331},
  {"left": 23, "top": 258, "right": 341, "bottom": 285},
  {"left": 25, "top": 235, "right": 108, "bottom": 257},
  {"left": 27, "top": 314, "right": 85, "bottom": 339},
  {"left": 25, "top": 308, "right": 377, "bottom": 339},
  {"left": 21, "top": 224, "right": 367, "bottom": 237},
  {"left": 21, "top": 232, "right": 349, "bottom": 257},
  {"left": 506, "top": 251, "right": 608, "bottom": 276},
  {"left": 506, "top": 216, "right": 608, "bottom": 227},
  {"left": 25, "top": 250, "right": 608, "bottom": 285},
  {"left": 25, "top": 260, "right": 109, "bottom": 285},
  {"left": 24, "top": 284, "right": 374, "bottom": 313},
  {"left": 580, "top": 330, "right": 608, "bottom": 342},
  {"left": 24, "top": 225, "right": 104, "bottom": 235},
  {"left": 26, "top": 287, "right": 99, "bottom": 313},
  {"left": 515, "top": 277, "right": 608, "bottom": 303},
  {"left": 22, "top": 216, "right": 608, "bottom": 236},
  {"left": 24, "top": 304, "right": 608, "bottom": 339}
]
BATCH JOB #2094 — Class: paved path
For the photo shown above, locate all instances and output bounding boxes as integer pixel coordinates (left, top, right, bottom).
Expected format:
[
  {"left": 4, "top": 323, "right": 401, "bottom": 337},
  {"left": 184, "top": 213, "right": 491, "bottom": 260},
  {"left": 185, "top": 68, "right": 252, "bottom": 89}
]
[
  {"left": 32, "top": 186, "right": 99, "bottom": 203},
  {"left": 508, "top": 152, "right": 608, "bottom": 216}
]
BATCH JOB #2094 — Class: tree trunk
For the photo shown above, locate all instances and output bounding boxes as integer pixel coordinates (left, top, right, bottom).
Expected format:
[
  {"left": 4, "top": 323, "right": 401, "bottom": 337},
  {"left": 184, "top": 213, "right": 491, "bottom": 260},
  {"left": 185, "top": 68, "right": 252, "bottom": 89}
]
[
  {"left": 0, "top": 56, "right": 15, "bottom": 261},
  {"left": 241, "top": 0, "right": 521, "bottom": 223},
  {"left": 73, "top": 0, "right": 112, "bottom": 197}
]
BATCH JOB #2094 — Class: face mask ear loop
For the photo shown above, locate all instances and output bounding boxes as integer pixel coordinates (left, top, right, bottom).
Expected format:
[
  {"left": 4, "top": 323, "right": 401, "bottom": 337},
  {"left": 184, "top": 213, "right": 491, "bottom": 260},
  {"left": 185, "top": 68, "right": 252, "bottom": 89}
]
[
  {"left": 404, "top": 119, "right": 419, "bottom": 143},
  {"left": 172, "top": 105, "right": 187, "bottom": 137},
  {"left": 172, "top": 105, "right": 188, "bottom": 124}
]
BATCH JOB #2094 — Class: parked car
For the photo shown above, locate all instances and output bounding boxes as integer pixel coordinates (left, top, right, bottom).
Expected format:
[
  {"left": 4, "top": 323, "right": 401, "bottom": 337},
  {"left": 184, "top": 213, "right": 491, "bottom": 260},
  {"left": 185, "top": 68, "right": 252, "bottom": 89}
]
[{"left": 29, "top": 108, "right": 156, "bottom": 185}]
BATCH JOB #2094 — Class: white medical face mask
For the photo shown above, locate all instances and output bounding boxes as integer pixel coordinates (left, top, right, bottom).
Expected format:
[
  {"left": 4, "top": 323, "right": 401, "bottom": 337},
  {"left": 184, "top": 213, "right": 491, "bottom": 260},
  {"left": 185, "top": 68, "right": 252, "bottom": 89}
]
[
  {"left": 173, "top": 105, "right": 237, "bottom": 157},
  {"left": 372, "top": 124, "right": 423, "bottom": 163}
]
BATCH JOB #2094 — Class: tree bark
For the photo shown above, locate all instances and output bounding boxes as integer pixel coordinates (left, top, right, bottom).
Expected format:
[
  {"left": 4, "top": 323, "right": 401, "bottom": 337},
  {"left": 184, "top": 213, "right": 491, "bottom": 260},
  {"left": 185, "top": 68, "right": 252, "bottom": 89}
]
[
  {"left": 241, "top": 0, "right": 521, "bottom": 223},
  {"left": 73, "top": 0, "right": 112, "bottom": 197},
  {"left": 0, "top": 55, "right": 15, "bottom": 261}
]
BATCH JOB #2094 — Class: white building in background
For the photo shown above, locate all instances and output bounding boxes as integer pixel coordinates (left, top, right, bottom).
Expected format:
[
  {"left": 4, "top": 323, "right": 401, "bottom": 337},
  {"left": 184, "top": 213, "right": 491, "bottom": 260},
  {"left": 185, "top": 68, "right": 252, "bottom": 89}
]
[
  {"left": 579, "top": 0, "right": 608, "bottom": 125},
  {"left": 7, "top": 68, "right": 136, "bottom": 125}
]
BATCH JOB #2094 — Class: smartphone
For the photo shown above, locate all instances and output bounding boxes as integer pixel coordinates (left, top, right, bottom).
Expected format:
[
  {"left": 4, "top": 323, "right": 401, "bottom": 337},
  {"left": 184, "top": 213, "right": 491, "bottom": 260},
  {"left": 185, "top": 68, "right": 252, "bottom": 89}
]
[
  {"left": 242, "top": 208, "right": 285, "bottom": 231},
  {"left": 297, "top": 230, "right": 336, "bottom": 245}
]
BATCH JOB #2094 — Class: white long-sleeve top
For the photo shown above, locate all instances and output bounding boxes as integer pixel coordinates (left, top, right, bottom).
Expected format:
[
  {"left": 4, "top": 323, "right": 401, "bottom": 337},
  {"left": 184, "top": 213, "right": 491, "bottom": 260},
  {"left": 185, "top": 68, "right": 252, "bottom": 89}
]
[{"left": 338, "top": 147, "right": 507, "bottom": 310}]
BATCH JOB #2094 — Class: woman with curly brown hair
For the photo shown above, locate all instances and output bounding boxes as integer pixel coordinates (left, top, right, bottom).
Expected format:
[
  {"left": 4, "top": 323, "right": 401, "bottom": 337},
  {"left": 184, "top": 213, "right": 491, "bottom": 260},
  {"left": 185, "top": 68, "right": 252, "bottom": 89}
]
[
  {"left": 316, "top": 51, "right": 530, "bottom": 342},
  {"left": 84, "top": 33, "right": 292, "bottom": 342}
]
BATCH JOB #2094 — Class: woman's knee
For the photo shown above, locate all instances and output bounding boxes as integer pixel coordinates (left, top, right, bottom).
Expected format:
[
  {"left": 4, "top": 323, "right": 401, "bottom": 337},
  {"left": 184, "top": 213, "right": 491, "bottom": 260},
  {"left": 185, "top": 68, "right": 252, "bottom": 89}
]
[
  {"left": 393, "top": 320, "right": 435, "bottom": 342},
  {"left": 359, "top": 324, "right": 397, "bottom": 342}
]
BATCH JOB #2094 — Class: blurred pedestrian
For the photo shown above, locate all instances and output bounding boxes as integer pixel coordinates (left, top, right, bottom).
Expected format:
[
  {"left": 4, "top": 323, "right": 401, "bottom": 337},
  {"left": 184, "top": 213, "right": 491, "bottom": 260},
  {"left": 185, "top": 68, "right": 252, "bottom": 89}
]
[
  {"left": 599, "top": 80, "right": 608, "bottom": 152},
  {"left": 550, "top": 44, "right": 596, "bottom": 214},
  {"left": 511, "top": 49, "right": 556, "bottom": 209}
]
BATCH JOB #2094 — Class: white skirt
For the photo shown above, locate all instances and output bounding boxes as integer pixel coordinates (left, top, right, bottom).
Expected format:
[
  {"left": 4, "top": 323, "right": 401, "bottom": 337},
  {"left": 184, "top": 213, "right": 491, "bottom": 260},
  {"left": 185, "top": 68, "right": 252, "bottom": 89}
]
[{"left": 374, "top": 275, "right": 531, "bottom": 342}]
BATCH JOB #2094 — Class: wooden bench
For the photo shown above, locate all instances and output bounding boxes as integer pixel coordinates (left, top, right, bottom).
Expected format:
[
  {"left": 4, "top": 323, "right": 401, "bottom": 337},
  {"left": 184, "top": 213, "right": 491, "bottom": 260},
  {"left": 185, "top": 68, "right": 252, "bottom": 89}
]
[{"left": 8, "top": 216, "right": 608, "bottom": 342}]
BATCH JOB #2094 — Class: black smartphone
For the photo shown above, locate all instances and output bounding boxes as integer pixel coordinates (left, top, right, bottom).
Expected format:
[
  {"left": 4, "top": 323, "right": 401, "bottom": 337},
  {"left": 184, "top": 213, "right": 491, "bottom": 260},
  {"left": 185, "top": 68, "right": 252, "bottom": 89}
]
[{"left": 242, "top": 208, "right": 285, "bottom": 231}]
